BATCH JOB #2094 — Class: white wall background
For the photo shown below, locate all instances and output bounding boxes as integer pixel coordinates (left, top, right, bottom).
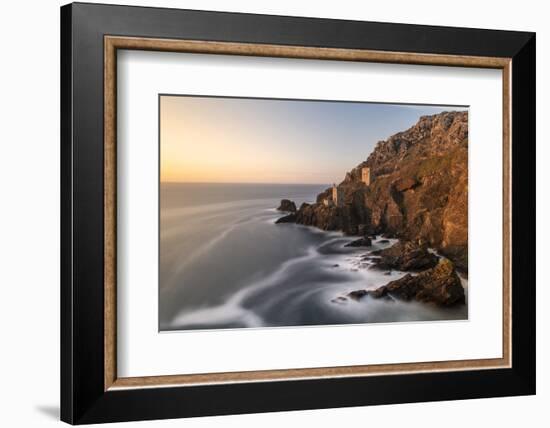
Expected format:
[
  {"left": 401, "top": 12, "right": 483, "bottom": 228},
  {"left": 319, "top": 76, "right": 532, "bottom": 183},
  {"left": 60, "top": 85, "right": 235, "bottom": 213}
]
[{"left": 0, "top": 1, "right": 546, "bottom": 427}]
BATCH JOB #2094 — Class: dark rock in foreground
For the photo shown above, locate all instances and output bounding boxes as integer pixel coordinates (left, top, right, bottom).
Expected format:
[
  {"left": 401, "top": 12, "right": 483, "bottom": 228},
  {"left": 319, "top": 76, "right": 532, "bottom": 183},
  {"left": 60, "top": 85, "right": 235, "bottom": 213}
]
[
  {"left": 275, "top": 213, "right": 297, "bottom": 224},
  {"left": 348, "top": 258, "right": 465, "bottom": 306},
  {"left": 370, "top": 240, "right": 438, "bottom": 271},
  {"left": 348, "top": 289, "right": 393, "bottom": 302},
  {"left": 347, "top": 289, "right": 369, "bottom": 301},
  {"left": 277, "top": 199, "right": 297, "bottom": 212},
  {"left": 344, "top": 236, "right": 372, "bottom": 248}
]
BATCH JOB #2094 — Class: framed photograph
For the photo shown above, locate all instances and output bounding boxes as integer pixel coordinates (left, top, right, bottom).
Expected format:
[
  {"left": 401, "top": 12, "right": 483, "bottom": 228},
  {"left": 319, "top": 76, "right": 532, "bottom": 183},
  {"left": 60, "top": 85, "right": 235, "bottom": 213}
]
[{"left": 60, "top": 2, "right": 535, "bottom": 424}]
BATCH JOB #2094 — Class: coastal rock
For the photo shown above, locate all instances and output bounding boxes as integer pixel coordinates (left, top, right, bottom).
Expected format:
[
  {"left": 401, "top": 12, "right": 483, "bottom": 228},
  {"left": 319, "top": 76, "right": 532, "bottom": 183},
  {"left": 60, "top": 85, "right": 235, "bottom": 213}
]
[
  {"left": 346, "top": 289, "right": 393, "bottom": 302},
  {"left": 294, "top": 203, "right": 341, "bottom": 231},
  {"left": 393, "top": 177, "right": 418, "bottom": 192},
  {"left": 275, "top": 213, "right": 296, "bottom": 224},
  {"left": 344, "top": 236, "right": 372, "bottom": 248},
  {"left": 370, "top": 240, "right": 438, "bottom": 271},
  {"left": 277, "top": 199, "right": 297, "bottom": 212},
  {"left": 285, "top": 111, "right": 468, "bottom": 272},
  {"left": 366, "top": 258, "right": 465, "bottom": 306},
  {"left": 347, "top": 289, "right": 369, "bottom": 301}
]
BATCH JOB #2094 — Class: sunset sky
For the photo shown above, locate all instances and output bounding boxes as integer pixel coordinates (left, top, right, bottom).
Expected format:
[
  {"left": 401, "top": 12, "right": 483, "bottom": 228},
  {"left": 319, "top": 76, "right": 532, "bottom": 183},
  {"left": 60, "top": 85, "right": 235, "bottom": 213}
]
[{"left": 160, "top": 95, "right": 467, "bottom": 184}]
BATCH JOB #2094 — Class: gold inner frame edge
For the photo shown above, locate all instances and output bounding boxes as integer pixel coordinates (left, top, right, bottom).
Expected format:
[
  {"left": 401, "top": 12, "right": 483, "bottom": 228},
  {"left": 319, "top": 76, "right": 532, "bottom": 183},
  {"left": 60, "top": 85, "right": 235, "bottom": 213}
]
[{"left": 104, "top": 35, "right": 512, "bottom": 391}]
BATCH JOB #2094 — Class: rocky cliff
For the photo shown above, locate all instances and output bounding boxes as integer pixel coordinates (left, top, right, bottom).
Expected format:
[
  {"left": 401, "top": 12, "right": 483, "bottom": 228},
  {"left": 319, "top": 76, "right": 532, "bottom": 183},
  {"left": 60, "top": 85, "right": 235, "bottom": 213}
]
[
  {"left": 290, "top": 111, "right": 468, "bottom": 272},
  {"left": 348, "top": 258, "right": 465, "bottom": 306}
]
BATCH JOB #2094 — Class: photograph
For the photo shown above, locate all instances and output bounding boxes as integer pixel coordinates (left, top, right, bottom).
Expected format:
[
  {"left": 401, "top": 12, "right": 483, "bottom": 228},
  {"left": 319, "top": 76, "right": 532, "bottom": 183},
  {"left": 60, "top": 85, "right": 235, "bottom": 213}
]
[{"left": 159, "top": 95, "right": 469, "bottom": 331}]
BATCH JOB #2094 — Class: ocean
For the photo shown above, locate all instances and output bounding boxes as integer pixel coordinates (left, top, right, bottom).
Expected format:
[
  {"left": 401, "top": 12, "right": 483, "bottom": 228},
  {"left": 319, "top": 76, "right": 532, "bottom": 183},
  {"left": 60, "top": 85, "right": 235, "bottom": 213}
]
[{"left": 160, "top": 182, "right": 468, "bottom": 331}]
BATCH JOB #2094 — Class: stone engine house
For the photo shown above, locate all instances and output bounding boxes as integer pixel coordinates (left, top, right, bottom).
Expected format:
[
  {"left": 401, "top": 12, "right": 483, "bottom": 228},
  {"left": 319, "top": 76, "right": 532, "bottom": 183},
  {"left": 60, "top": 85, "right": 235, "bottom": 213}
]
[
  {"left": 331, "top": 184, "right": 343, "bottom": 207},
  {"left": 324, "top": 168, "right": 371, "bottom": 208},
  {"left": 361, "top": 167, "right": 371, "bottom": 186}
]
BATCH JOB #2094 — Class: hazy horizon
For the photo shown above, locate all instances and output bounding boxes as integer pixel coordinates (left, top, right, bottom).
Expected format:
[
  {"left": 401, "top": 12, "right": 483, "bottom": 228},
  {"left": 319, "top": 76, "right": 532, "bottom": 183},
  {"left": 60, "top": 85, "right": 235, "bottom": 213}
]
[{"left": 160, "top": 95, "right": 467, "bottom": 184}]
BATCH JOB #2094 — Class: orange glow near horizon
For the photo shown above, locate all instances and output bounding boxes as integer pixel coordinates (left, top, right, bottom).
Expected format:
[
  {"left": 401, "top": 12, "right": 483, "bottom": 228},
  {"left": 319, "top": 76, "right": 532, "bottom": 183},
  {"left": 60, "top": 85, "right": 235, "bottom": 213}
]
[
  {"left": 160, "top": 95, "right": 466, "bottom": 184},
  {"left": 160, "top": 96, "right": 331, "bottom": 184}
]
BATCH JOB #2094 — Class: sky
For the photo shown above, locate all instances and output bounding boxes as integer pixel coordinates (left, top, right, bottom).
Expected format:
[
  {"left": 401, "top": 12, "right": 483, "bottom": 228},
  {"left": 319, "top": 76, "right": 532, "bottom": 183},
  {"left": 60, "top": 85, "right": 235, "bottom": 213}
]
[{"left": 160, "top": 95, "right": 467, "bottom": 184}]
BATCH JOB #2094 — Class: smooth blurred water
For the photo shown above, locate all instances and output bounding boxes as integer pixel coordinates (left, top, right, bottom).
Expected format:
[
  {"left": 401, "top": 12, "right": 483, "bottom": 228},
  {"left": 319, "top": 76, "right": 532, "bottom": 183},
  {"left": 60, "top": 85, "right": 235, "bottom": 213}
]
[{"left": 160, "top": 183, "right": 468, "bottom": 331}]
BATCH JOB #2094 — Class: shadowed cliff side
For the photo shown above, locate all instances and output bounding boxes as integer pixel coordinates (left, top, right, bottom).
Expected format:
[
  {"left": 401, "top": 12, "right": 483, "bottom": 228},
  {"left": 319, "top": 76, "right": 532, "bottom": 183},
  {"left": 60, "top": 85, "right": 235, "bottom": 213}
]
[{"left": 289, "top": 110, "right": 469, "bottom": 272}]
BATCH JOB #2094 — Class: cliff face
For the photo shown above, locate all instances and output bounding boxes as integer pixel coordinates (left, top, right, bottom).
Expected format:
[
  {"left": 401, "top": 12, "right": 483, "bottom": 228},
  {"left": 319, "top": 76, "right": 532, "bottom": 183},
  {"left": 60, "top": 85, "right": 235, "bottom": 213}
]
[{"left": 294, "top": 111, "right": 468, "bottom": 272}]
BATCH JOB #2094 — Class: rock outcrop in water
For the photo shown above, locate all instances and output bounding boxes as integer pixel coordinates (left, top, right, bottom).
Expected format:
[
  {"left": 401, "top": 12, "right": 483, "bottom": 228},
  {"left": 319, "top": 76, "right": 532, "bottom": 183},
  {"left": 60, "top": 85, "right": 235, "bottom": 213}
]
[
  {"left": 277, "top": 199, "right": 297, "bottom": 212},
  {"left": 275, "top": 213, "right": 297, "bottom": 224},
  {"left": 344, "top": 236, "right": 372, "bottom": 248},
  {"left": 368, "top": 240, "right": 438, "bottom": 271},
  {"left": 276, "top": 111, "right": 468, "bottom": 272},
  {"left": 347, "top": 258, "right": 465, "bottom": 306}
]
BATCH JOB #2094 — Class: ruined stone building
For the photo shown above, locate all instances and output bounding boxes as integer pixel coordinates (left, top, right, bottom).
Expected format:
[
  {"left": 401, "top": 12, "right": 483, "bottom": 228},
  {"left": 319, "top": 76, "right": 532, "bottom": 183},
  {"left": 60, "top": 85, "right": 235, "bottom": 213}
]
[
  {"left": 332, "top": 184, "right": 343, "bottom": 207},
  {"left": 361, "top": 167, "right": 371, "bottom": 186}
]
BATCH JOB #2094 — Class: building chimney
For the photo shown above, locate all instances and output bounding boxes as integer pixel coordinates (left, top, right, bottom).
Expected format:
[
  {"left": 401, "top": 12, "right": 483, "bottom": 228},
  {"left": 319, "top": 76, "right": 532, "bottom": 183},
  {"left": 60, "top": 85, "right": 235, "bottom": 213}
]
[
  {"left": 332, "top": 183, "right": 343, "bottom": 207},
  {"left": 361, "top": 167, "right": 371, "bottom": 186}
]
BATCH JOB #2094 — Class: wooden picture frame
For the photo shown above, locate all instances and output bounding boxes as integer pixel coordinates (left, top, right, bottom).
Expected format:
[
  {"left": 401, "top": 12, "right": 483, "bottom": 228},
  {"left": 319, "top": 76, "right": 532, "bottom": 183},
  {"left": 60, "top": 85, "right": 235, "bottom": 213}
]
[{"left": 61, "top": 2, "right": 535, "bottom": 424}]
